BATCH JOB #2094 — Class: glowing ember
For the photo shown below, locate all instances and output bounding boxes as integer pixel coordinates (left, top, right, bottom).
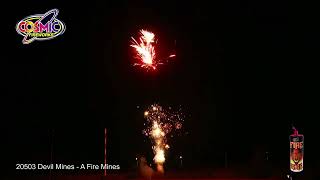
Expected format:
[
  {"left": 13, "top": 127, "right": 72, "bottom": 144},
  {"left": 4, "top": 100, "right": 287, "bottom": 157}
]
[
  {"left": 142, "top": 104, "right": 184, "bottom": 172},
  {"left": 130, "top": 29, "right": 175, "bottom": 70}
]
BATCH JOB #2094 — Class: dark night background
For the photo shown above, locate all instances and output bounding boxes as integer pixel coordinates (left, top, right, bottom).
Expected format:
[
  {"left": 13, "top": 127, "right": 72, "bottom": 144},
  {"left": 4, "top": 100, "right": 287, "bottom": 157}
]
[{"left": 2, "top": 0, "right": 319, "bottom": 178}]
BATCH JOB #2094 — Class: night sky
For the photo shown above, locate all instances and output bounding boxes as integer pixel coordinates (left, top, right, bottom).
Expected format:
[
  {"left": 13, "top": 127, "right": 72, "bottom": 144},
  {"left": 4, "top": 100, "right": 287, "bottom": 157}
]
[{"left": 3, "top": 0, "right": 319, "bottom": 177}]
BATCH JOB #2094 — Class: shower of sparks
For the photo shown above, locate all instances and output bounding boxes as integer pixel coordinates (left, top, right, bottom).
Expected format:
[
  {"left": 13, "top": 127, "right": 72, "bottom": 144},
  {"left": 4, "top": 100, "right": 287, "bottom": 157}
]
[
  {"left": 142, "top": 104, "right": 184, "bottom": 172},
  {"left": 130, "top": 29, "right": 175, "bottom": 71}
]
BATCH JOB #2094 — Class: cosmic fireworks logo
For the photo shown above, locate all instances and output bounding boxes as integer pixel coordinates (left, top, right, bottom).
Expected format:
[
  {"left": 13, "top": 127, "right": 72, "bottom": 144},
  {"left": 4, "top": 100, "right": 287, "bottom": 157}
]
[{"left": 16, "top": 9, "right": 66, "bottom": 44}]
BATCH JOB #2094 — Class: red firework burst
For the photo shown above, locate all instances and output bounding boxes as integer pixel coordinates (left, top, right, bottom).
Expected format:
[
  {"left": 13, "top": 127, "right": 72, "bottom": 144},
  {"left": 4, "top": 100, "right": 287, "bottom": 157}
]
[{"left": 130, "top": 29, "right": 175, "bottom": 71}]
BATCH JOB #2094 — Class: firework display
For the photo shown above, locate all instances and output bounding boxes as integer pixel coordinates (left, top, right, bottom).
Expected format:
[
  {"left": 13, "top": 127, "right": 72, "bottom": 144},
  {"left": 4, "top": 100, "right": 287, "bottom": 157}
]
[
  {"left": 142, "top": 104, "right": 184, "bottom": 172},
  {"left": 130, "top": 29, "right": 175, "bottom": 70},
  {"left": 130, "top": 29, "right": 181, "bottom": 173},
  {"left": 290, "top": 127, "right": 304, "bottom": 172}
]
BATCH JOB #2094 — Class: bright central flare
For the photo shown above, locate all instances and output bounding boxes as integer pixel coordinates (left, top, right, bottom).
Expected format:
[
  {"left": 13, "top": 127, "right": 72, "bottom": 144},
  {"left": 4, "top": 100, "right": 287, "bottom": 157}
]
[{"left": 143, "top": 104, "right": 184, "bottom": 173}]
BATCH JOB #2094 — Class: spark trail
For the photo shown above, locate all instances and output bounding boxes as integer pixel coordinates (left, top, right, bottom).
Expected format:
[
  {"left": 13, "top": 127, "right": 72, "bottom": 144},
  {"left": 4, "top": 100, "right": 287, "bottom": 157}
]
[{"left": 143, "top": 104, "right": 184, "bottom": 172}]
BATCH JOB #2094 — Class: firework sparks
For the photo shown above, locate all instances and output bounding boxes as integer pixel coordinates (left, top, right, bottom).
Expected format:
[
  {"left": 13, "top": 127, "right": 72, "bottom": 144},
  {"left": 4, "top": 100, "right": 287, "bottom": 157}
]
[
  {"left": 143, "top": 104, "right": 184, "bottom": 173},
  {"left": 130, "top": 29, "right": 175, "bottom": 70}
]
